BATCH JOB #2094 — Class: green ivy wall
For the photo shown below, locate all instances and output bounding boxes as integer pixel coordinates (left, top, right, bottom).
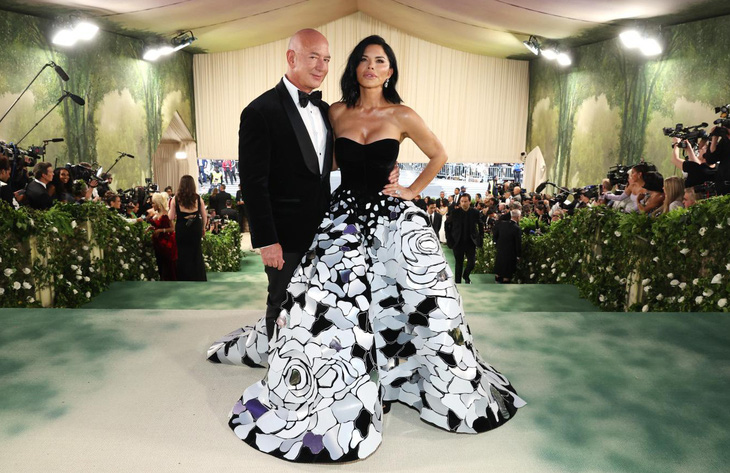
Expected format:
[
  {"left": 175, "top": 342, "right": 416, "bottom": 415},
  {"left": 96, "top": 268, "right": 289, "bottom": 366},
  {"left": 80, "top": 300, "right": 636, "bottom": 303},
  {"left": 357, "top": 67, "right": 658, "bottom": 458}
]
[
  {"left": 528, "top": 13, "right": 730, "bottom": 188},
  {"left": 0, "top": 8, "right": 195, "bottom": 190}
]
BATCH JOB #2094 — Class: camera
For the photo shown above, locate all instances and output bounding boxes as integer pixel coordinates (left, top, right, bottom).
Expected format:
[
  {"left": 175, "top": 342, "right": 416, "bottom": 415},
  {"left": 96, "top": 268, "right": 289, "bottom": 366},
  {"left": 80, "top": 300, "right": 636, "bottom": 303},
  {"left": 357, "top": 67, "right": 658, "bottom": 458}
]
[
  {"left": 66, "top": 162, "right": 101, "bottom": 184},
  {"left": 607, "top": 164, "right": 631, "bottom": 187},
  {"left": 663, "top": 123, "right": 708, "bottom": 145}
]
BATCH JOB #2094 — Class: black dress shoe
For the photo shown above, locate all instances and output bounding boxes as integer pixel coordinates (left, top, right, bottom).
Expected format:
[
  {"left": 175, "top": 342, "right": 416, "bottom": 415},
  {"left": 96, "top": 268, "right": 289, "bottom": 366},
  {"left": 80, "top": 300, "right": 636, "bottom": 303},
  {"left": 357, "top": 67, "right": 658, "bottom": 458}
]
[
  {"left": 463, "top": 275, "right": 471, "bottom": 284},
  {"left": 382, "top": 401, "right": 392, "bottom": 414}
]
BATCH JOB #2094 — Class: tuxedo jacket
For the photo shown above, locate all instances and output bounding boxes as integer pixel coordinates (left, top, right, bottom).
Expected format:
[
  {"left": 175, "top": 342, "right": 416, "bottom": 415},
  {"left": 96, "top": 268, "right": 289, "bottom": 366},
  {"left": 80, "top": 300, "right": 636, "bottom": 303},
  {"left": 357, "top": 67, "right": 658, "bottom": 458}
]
[
  {"left": 25, "top": 180, "right": 53, "bottom": 210},
  {"left": 446, "top": 207, "right": 484, "bottom": 248},
  {"left": 427, "top": 211, "right": 442, "bottom": 235},
  {"left": 240, "top": 79, "right": 333, "bottom": 253}
]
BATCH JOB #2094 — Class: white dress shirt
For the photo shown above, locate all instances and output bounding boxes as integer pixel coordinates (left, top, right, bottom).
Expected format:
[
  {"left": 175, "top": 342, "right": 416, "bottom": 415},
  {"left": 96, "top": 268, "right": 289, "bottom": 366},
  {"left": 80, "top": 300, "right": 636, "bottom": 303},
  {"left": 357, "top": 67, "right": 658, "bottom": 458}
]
[{"left": 282, "top": 75, "right": 326, "bottom": 173}]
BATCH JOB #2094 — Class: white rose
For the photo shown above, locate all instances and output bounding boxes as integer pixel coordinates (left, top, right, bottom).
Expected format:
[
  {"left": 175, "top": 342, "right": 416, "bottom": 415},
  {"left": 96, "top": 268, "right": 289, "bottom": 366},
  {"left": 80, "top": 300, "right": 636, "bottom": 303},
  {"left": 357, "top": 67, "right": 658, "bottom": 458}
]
[
  {"left": 22, "top": 282, "right": 31, "bottom": 289},
  {"left": 85, "top": 292, "right": 91, "bottom": 298},
  {"left": 589, "top": 276, "right": 594, "bottom": 283},
  {"left": 701, "top": 250, "right": 709, "bottom": 257},
  {"left": 726, "top": 263, "right": 730, "bottom": 271},
  {"left": 89, "top": 267, "right": 95, "bottom": 273},
  {"left": 71, "top": 220, "right": 77, "bottom": 228},
  {"left": 711, "top": 274, "right": 723, "bottom": 284},
  {"left": 653, "top": 257, "right": 659, "bottom": 262},
  {"left": 644, "top": 286, "right": 651, "bottom": 293},
  {"left": 560, "top": 273, "right": 566, "bottom": 278},
  {"left": 27, "top": 297, "right": 34, "bottom": 303},
  {"left": 52, "top": 227, "right": 58, "bottom": 233},
  {"left": 73, "top": 289, "right": 78, "bottom": 294},
  {"left": 703, "top": 289, "right": 714, "bottom": 297},
  {"left": 603, "top": 239, "right": 609, "bottom": 244},
  {"left": 670, "top": 279, "right": 679, "bottom": 286},
  {"left": 599, "top": 295, "right": 606, "bottom": 302},
  {"left": 695, "top": 296, "right": 704, "bottom": 304},
  {"left": 71, "top": 265, "right": 78, "bottom": 270},
  {"left": 642, "top": 305, "right": 649, "bottom": 312},
  {"left": 76, "top": 275, "right": 82, "bottom": 280},
  {"left": 693, "top": 278, "right": 699, "bottom": 285},
  {"left": 642, "top": 278, "right": 651, "bottom": 285},
  {"left": 530, "top": 273, "right": 535, "bottom": 279},
  {"left": 541, "top": 264, "right": 547, "bottom": 269},
  {"left": 656, "top": 294, "right": 663, "bottom": 301},
  {"left": 551, "top": 268, "right": 556, "bottom": 274},
  {"left": 699, "top": 227, "right": 707, "bottom": 236},
  {"left": 606, "top": 266, "right": 613, "bottom": 273},
  {"left": 718, "top": 299, "right": 728, "bottom": 308},
  {"left": 717, "top": 224, "right": 723, "bottom": 229},
  {"left": 667, "top": 273, "right": 674, "bottom": 278},
  {"left": 679, "top": 248, "right": 690, "bottom": 255},
  {"left": 58, "top": 274, "right": 63, "bottom": 280},
  {"left": 614, "top": 275, "right": 620, "bottom": 281},
  {"left": 678, "top": 296, "right": 685, "bottom": 303},
  {"left": 13, "top": 282, "right": 21, "bottom": 290},
  {"left": 122, "top": 264, "right": 129, "bottom": 270},
  {"left": 620, "top": 278, "right": 626, "bottom": 284},
  {"left": 0, "top": 288, "right": 4, "bottom": 295},
  {"left": 614, "top": 231, "right": 621, "bottom": 237},
  {"left": 4, "top": 268, "right": 14, "bottom": 276},
  {"left": 83, "top": 277, "right": 90, "bottom": 282},
  {"left": 82, "top": 245, "right": 89, "bottom": 251},
  {"left": 22, "top": 267, "right": 31, "bottom": 274},
  {"left": 679, "top": 282, "right": 686, "bottom": 290},
  {"left": 650, "top": 240, "right": 655, "bottom": 245},
  {"left": 77, "top": 256, "right": 83, "bottom": 261}
]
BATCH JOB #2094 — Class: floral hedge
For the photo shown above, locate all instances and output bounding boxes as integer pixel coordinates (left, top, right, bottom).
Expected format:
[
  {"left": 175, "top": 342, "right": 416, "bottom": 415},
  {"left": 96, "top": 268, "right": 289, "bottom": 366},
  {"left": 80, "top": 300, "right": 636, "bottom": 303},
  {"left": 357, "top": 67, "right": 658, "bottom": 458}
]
[
  {"left": 1, "top": 202, "right": 242, "bottom": 308},
  {"left": 474, "top": 195, "right": 730, "bottom": 312}
]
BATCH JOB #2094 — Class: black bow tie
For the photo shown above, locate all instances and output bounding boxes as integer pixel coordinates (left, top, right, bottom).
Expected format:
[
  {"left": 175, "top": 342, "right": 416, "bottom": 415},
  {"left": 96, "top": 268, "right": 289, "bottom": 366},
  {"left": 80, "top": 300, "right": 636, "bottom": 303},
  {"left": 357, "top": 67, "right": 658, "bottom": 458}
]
[{"left": 298, "top": 90, "right": 322, "bottom": 108}]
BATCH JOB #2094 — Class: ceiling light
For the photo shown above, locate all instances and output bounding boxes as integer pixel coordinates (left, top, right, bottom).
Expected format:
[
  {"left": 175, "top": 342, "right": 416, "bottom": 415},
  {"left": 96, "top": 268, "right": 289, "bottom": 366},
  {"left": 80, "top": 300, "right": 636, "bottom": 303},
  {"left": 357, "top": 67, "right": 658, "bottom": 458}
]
[
  {"left": 175, "top": 151, "right": 187, "bottom": 160},
  {"left": 640, "top": 38, "right": 662, "bottom": 56},
  {"left": 542, "top": 48, "right": 558, "bottom": 60},
  {"left": 143, "top": 48, "right": 162, "bottom": 61},
  {"left": 73, "top": 21, "right": 99, "bottom": 41},
  {"left": 620, "top": 30, "right": 642, "bottom": 49},
  {"left": 523, "top": 35, "right": 539, "bottom": 55},
  {"left": 557, "top": 53, "right": 572, "bottom": 66},
  {"left": 143, "top": 31, "right": 196, "bottom": 62}
]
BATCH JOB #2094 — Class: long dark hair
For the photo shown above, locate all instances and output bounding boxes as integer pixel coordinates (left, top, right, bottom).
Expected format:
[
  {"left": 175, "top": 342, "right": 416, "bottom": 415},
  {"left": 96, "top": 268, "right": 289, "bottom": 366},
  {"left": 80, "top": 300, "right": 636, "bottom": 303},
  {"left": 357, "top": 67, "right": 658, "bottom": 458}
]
[
  {"left": 340, "top": 35, "right": 402, "bottom": 107},
  {"left": 177, "top": 175, "right": 198, "bottom": 208}
]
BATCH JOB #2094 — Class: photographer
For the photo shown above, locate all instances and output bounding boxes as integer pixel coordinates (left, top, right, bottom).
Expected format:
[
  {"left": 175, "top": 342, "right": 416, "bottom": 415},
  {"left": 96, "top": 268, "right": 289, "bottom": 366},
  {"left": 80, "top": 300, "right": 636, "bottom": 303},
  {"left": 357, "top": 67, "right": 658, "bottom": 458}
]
[
  {"left": 705, "top": 122, "right": 730, "bottom": 195},
  {"left": 603, "top": 164, "right": 653, "bottom": 213},
  {"left": 25, "top": 162, "right": 54, "bottom": 210},
  {"left": 0, "top": 156, "right": 14, "bottom": 206},
  {"left": 670, "top": 137, "right": 716, "bottom": 188}
]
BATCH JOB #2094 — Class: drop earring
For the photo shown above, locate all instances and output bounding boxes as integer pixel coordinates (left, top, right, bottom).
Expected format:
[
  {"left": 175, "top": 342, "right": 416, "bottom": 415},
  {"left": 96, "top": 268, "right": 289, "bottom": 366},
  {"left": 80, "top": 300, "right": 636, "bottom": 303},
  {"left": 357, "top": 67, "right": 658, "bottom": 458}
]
[{"left": 384, "top": 78, "right": 389, "bottom": 88}]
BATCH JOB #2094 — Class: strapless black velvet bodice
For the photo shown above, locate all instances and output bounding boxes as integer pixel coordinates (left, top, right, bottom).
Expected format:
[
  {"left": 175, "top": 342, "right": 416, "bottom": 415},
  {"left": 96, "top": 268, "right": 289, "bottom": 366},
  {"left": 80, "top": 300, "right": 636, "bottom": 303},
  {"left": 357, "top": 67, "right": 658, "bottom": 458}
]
[{"left": 335, "top": 137, "right": 399, "bottom": 194}]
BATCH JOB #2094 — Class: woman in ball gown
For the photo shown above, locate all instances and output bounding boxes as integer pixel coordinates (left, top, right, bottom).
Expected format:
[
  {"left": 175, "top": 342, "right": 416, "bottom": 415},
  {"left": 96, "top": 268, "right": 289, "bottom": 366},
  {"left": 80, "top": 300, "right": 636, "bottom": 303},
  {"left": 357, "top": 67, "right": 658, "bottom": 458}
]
[
  {"left": 208, "top": 35, "right": 524, "bottom": 463},
  {"left": 169, "top": 175, "right": 207, "bottom": 281},
  {"left": 147, "top": 192, "right": 177, "bottom": 281}
]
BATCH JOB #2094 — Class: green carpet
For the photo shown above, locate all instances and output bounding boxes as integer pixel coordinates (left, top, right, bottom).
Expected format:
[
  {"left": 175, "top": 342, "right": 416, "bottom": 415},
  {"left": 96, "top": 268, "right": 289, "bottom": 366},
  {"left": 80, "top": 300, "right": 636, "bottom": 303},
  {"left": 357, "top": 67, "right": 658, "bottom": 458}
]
[{"left": 83, "top": 246, "right": 598, "bottom": 312}]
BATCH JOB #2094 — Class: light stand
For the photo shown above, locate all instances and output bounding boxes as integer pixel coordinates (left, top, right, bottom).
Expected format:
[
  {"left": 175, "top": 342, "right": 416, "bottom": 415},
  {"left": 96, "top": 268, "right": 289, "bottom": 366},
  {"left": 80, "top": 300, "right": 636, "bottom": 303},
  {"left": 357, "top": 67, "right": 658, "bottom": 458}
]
[
  {"left": 0, "top": 62, "right": 69, "bottom": 125},
  {"left": 16, "top": 91, "right": 84, "bottom": 146},
  {"left": 106, "top": 151, "right": 135, "bottom": 175}
]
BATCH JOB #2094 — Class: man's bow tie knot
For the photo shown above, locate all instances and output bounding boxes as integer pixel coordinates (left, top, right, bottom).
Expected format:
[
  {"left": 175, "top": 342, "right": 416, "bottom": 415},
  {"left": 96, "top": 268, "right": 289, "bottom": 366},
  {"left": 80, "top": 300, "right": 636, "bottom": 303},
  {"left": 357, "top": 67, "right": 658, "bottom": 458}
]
[{"left": 298, "top": 90, "right": 322, "bottom": 108}]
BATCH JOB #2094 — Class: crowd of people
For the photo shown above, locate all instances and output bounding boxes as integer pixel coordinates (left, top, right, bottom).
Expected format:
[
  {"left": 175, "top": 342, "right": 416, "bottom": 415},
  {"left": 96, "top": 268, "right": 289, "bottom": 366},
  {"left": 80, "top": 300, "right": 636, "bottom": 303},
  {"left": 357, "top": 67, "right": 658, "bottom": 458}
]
[{"left": 0, "top": 154, "right": 244, "bottom": 283}]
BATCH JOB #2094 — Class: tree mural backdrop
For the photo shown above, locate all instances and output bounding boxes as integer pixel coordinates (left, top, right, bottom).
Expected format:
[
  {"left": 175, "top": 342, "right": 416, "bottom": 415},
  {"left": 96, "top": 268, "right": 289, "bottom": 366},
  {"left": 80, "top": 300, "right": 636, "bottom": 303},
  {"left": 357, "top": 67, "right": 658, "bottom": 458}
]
[
  {"left": 0, "top": 9, "right": 194, "bottom": 190},
  {"left": 527, "top": 14, "right": 730, "bottom": 188}
]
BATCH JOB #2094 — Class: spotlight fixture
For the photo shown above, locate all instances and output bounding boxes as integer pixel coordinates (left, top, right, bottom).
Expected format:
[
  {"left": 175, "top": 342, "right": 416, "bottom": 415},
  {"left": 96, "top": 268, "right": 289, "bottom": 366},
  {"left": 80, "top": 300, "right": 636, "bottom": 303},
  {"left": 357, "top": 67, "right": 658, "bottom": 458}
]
[
  {"left": 619, "top": 29, "right": 663, "bottom": 57},
  {"left": 523, "top": 35, "right": 540, "bottom": 55},
  {"left": 51, "top": 18, "right": 99, "bottom": 47},
  {"left": 541, "top": 48, "right": 558, "bottom": 60},
  {"left": 619, "top": 29, "right": 642, "bottom": 48},
  {"left": 143, "top": 31, "right": 196, "bottom": 62},
  {"left": 557, "top": 52, "right": 572, "bottom": 66}
]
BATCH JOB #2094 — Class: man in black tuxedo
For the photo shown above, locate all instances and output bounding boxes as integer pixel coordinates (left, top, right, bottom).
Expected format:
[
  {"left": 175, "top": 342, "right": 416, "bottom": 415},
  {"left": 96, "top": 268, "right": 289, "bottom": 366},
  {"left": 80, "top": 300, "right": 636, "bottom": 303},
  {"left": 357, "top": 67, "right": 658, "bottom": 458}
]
[
  {"left": 426, "top": 202, "right": 442, "bottom": 235},
  {"left": 24, "top": 162, "right": 54, "bottom": 210},
  {"left": 0, "top": 156, "right": 14, "bottom": 206},
  {"left": 493, "top": 209, "right": 522, "bottom": 283},
  {"left": 235, "top": 184, "right": 246, "bottom": 232},
  {"left": 240, "top": 29, "right": 334, "bottom": 340},
  {"left": 447, "top": 193, "right": 483, "bottom": 284},
  {"left": 220, "top": 199, "right": 239, "bottom": 222},
  {"left": 216, "top": 183, "right": 232, "bottom": 215},
  {"left": 435, "top": 190, "right": 448, "bottom": 208}
]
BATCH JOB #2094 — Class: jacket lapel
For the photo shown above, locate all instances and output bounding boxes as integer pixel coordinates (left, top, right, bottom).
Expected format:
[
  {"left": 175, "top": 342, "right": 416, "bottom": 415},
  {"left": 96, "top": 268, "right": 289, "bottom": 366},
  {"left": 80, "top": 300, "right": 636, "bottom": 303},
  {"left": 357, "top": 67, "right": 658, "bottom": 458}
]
[{"left": 276, "top": 80, "right": 320, "bottom": 176}]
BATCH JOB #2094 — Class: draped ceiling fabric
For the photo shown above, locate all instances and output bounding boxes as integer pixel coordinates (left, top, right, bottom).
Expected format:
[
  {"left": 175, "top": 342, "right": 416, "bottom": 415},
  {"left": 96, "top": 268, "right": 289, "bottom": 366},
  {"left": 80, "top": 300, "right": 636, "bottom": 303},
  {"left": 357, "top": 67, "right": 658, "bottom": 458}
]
[
  {"left": 193, "top": 12, "right": 529, "bottom": 164},
  {"left": 153, "top": 112, "right": 198, "bottom": 191}
]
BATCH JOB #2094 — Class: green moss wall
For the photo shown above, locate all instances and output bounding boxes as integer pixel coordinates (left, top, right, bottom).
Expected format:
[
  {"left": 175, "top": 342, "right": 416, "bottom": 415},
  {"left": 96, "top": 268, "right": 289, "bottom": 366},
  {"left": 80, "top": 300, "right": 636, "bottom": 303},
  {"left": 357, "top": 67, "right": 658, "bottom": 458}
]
[
  {"left": 0, "top": 8, "right": 194, "bottom": 190},
  {"left": 527, "top": 14, "right": 730, "bottom": 188}
]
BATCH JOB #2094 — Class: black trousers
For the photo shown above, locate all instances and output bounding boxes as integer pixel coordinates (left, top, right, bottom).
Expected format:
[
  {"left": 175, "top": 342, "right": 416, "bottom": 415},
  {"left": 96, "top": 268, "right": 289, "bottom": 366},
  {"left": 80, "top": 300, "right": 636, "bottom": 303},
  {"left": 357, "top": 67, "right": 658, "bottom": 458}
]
[
  {"left": 452, "top": 243, "right": 476, "bottom": 283},
  {"left": 263, "top": 251, "right": 305, "bottom": 340}
]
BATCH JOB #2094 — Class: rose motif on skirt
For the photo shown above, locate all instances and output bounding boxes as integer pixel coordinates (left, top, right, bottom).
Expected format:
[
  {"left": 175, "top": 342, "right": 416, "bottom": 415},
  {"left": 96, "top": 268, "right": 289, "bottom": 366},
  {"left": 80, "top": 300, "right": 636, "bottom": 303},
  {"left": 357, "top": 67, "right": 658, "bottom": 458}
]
[
  {"left": 268, "top": 339, "right": 319, "bottom": 413},
  {"left": 397, "top": 208, "right": 449, "bottom": 289}
]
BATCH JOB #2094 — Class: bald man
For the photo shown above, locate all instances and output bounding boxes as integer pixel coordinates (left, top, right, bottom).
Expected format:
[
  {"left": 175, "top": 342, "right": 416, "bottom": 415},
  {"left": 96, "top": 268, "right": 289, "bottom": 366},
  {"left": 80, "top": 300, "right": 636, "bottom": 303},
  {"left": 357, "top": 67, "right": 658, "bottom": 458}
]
[{"left": 238, "top": 29, "right": 334, "bottom": 340}]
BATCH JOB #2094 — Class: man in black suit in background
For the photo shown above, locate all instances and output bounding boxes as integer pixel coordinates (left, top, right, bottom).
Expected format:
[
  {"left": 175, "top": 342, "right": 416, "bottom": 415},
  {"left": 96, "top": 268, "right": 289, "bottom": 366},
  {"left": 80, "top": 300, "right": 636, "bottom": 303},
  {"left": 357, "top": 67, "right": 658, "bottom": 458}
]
[
  {"left": 240, "top": 29, "right": 334, "bottom": 340},
  {"left": 216, "top": 183, "right": 232, "bottom": 215},
  {"left": 426, "top": 201, "right": 442, "bottom": 235},
  {"left": 25, "top": 162, "right": 54, "bottom": 210},
  {"left": 493, "top": 209, "right": 522, "bottom": 283},
  {"left": 447, "top": 193, "right": 483, "bottom": 284}
]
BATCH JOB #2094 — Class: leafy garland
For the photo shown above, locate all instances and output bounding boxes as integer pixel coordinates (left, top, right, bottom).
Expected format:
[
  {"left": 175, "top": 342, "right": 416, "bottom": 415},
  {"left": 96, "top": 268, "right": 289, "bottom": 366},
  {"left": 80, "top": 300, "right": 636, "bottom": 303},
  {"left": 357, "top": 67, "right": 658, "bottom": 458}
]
[
  {"left": 0, "top": 202, "right": 242, "bottom": 308},
  {"left": 474, "top": 195, "right": 730, "bottom": 312}
]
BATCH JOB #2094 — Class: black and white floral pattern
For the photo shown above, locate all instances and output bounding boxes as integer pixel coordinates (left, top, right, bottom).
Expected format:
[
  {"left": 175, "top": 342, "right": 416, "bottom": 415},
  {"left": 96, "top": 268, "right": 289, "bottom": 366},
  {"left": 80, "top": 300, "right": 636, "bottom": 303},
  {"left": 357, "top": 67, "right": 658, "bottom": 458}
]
[{"left": 214, "top": 188, "right": 525, "bottom": 462}]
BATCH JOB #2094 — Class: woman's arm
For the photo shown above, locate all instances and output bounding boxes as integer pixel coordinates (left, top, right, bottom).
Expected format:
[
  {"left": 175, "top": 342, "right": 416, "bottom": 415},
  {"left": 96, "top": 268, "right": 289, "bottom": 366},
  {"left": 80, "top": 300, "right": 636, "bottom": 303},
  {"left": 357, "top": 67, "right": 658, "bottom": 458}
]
[
  {"left": 382, "top": 106, "right": 448, "bottom": 199},
  {"left": 603, "top": 190, "right": 630, "bottom": 202},
  {"left": 168, "top": 197, "right": 177, "bottom": 221},
  {"left": 200, "top": 196, "right": 208, "bottom": 237},
  {"left": 670, "top": 138, "right": 684, "bottom": 170}
]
